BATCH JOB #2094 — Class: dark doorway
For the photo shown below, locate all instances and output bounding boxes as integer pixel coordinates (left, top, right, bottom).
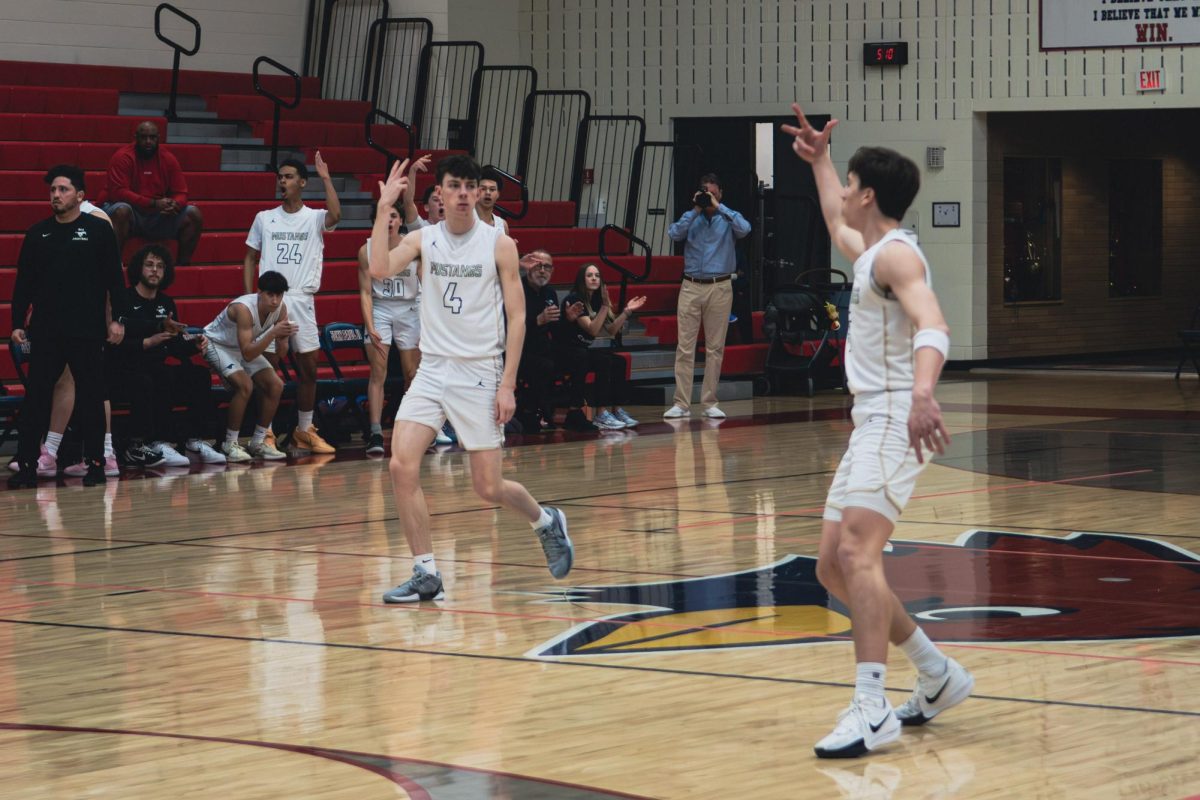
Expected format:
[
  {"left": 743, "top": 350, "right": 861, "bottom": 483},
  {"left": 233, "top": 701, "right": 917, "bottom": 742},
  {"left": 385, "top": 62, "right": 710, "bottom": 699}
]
[{"left": 672, "top": 115, "right": 831, "bottom": 335}]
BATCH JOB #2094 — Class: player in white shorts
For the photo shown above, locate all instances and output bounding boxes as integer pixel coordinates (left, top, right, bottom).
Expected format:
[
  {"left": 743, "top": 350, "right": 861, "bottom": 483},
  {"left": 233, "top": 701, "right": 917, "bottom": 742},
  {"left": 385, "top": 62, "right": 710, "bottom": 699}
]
[
  {"left": 369, "top": 154, "right": 574, "bottom": 603},
  {"left": 357, "top": 198, "right": 421, "bottom": 456},
  {"left": 784, "top": 103, "right": 974, "bottom": 759},
  {"left": 476, "top": 168, "right": 509, "bottom": 234},
  {"left": 202, "top": 271, "right": 296, "bottom": 463},
  {"left": 243, "top": 153, "right": 342, "bottom": 455}
]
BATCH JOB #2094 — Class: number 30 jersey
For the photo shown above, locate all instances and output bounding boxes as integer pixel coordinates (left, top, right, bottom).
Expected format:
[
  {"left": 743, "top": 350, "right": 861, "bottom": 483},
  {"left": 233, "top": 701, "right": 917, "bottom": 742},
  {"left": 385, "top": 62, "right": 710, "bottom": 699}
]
[
  {"left": 418, "top": 219, "right": 505, "bottom": 358},
  {"left": 246, "top": 205, "right": 335, "bottom": 295}
]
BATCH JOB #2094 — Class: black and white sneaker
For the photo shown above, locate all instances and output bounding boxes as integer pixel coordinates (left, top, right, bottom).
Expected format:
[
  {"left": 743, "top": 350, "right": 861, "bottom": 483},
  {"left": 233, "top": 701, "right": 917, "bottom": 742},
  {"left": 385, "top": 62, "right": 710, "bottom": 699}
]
[
  {"left": 814, "top": 695, "right": 901, "bottom": 759},
  {"left": 895, "top": 657, "right": 975, "bottom": 726},
  {"left": 125, "top": 443, "right": 167, "bottom": 468},
  {"left": 365, "top": 432, "right": 385, "bottom": 456},
  {"left": 382, "top": 564, "right": 445, "bottom": 603}
]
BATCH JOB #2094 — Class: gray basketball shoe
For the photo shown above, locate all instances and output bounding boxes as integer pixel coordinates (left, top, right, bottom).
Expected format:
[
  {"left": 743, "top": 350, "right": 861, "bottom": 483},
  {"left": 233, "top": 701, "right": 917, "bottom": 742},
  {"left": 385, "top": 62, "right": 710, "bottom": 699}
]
[
  {"left": 382, "top": 564, "right": 445, "bottom": 603},
  {"left": 536, "top": 507, "right": 574, "bottom": 579}
]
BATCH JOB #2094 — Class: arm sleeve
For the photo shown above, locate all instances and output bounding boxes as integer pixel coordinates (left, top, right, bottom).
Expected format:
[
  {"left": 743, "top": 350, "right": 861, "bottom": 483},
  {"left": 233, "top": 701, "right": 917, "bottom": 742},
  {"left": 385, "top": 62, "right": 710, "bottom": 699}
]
[
  {"left": 106, "top": 149, "right": 153, "bottom": 211},
  {"left": 11, "top": 233, "right": 36, "bottom": 332},
  {"left": 668, "top": 210, "right": 697, "bottom": 242},
  {"left": 720, "top": 205, "right": 752, "bottom": 238},
  {"left": 164, "top": 150, "right": 188, "bottom": 206}
]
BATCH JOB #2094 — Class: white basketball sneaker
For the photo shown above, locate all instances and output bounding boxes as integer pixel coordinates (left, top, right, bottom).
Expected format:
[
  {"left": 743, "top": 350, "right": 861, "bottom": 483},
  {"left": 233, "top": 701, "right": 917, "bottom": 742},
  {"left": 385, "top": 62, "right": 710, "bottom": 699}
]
[
  {"left": 895, "top": 657, "right": 975, "bottom": 726},
  {"left": 814, "top": 695, "right": 901, "bottom": 759}
]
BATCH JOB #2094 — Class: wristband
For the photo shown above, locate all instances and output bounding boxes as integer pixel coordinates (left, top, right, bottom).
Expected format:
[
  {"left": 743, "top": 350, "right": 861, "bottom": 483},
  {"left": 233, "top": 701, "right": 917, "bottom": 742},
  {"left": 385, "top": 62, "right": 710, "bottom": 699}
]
[{"left": 913, "top": 328, "right": 950, "bottom": 358}]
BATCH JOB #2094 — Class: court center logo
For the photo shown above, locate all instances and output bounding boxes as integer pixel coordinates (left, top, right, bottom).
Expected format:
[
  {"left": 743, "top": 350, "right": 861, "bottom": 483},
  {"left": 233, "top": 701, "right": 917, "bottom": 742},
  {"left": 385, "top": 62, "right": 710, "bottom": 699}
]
[{"left": 530, "top": 530, "right": 1200, "bottom": 658}]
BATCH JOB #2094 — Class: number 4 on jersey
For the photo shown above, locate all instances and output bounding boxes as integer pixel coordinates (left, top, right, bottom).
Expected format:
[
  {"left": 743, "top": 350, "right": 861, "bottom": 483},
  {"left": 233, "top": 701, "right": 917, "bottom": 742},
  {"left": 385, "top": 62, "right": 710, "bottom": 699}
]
[{"left": 442, "top": 281, "right": 463, "bottom": 314}]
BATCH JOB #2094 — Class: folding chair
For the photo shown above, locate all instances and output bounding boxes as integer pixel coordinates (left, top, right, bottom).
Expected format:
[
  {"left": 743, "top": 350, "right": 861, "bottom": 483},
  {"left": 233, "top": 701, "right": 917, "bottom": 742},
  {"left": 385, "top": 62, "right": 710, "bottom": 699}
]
[
  {"left": 317, "top": 322, "right": 371, "bottom": 437},
  {"left": 1175, "top": 302, "right": 1200, "bottom": 381},
  {"left": 0, "top": 341, "right": 31, "bottom": 448}
]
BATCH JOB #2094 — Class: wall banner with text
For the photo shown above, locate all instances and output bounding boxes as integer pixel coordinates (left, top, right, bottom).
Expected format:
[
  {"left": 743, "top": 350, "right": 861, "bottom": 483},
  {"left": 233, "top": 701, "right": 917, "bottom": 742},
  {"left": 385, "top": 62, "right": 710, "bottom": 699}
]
[{"left": 1041, "top": 0, "right": 1200, "bottom": 50}]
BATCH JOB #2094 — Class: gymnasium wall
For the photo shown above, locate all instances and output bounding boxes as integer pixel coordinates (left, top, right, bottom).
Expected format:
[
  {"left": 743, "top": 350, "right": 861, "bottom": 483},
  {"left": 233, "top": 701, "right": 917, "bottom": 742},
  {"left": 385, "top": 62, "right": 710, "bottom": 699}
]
[
  {"left": 519, "top": 0, "right": 1200, "bottom": 360},
  {"left": 0, "top": 0, "right": 308, "bottom": 75}
]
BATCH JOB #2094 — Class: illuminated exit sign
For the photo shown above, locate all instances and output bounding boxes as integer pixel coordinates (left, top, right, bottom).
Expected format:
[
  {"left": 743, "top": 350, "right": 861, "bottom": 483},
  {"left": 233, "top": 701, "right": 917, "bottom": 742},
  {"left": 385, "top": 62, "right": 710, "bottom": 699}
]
[{"left": 1137, "top": 68, "right": 1166, "bottom": 92}]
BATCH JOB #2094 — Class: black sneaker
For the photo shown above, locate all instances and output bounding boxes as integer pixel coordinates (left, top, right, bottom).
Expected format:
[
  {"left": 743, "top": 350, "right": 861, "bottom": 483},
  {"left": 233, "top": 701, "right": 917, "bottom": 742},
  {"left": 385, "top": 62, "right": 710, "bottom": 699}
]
[
  {"left": 82, "top": 459, "right": 107, "bottom": 486},
  {"left": 7, "top": 464, "right": 37, "bottom": 489},
  {"left": 563, "top": 409, "right": 598, "bottom": 432},
  {"left": 125, "top": 442, "right": 167, "bottom": 468},
  {"left": 365, "top": 432, "right": 385, "bottom": 456}
]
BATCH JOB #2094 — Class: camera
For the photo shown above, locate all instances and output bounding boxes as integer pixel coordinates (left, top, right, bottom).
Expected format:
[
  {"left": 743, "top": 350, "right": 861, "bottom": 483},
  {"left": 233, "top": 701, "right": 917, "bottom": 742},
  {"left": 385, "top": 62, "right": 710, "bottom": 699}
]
[{"left": 693, "top": 190, "right": 713, "bottom": 208}]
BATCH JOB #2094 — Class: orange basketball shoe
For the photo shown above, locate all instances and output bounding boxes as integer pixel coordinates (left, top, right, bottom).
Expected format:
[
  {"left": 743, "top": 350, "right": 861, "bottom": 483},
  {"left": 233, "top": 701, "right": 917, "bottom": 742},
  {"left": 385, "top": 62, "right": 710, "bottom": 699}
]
[{"left": 291, "top": 425, "right": 336, "bottom": 454}]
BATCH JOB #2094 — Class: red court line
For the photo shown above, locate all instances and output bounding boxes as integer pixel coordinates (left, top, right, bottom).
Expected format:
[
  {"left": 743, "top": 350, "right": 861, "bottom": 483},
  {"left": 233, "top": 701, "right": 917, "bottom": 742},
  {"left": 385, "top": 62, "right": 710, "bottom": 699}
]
[
  {"left": 3, "top": 574, "right": 1200, "bottom": 670},
  {"left": 670, "top": 468, "right": 1154, "bottom": 533}
]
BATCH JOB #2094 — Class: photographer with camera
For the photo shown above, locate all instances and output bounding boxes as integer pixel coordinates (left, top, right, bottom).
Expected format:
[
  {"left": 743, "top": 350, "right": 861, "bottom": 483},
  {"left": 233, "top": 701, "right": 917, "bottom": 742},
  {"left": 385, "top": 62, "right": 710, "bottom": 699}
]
[{"left": 664, "top": 173, "right": 751, "bottom": 419}]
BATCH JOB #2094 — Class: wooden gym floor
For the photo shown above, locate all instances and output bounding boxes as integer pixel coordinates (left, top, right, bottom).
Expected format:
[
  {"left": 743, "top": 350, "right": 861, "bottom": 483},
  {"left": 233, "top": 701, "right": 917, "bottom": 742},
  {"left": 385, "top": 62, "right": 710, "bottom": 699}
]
[{"left": 1, "top": 371, "right": 1198, "bottom": 799}]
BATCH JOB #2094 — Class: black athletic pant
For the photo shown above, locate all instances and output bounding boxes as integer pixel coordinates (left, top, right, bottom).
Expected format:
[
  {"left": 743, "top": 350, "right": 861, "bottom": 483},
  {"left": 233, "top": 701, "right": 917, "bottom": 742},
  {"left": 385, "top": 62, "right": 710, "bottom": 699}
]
[
  {"left": 517, "top": 351, "right": 556, "bottom": 422},
  {"left": 17, "top": 335, "right": 106, "bottom": 466},
  {"left": 556, "top": 345, "right": 627, "bottom": 409},
  {"left": 109, "top": 360, "right": 215, "bottom": 445}
]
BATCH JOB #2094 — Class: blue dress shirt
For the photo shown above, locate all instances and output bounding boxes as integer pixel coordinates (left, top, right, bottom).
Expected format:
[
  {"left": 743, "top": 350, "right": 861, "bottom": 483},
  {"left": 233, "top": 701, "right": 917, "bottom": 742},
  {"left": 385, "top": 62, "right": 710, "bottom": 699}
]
[{"left": 667, "top": 204, "right": 751, "bottom": 279}]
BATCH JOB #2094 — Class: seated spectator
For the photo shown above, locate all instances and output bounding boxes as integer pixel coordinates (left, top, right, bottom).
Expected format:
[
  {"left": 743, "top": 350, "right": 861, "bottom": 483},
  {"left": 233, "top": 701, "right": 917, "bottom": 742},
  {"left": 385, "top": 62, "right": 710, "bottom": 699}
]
[
  {"left": 477, "top": 168, "right": 509, "bottom": 234},
  {"left": 555, "top": 263, "right": 646, "bottom": 431},
  {"left": 108, "top": 244, "right": 226, "bottom": 466},
  {"left": 200, "top": 271, "right": 295, "bottom": 462},
  {"left": 516, "top": 250, "right": 579, "bottom": 432},
  {"left": 104, "top": 121, "right": 203, "bottom": 265}
]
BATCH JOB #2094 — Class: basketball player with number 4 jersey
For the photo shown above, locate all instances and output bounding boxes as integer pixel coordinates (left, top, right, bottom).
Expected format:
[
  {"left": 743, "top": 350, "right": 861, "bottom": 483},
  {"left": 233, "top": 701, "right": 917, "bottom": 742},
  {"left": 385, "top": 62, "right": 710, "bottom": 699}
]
[
  {"left": 243, "top": 153, "right": 342, "bottom": 455},
  {"left": 369, "top": 154, "right": 573, "bottom": 603},
  {"left": 357, "top": 199, "right": 422, "bottom": 455},
  {"left": 782, "top": 102, "right": 974, "bottom": 759}
]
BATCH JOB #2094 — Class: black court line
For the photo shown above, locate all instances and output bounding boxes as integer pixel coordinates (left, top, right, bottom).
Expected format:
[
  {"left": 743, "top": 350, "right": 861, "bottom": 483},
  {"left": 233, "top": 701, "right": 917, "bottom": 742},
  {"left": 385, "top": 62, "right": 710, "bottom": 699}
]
[
  {"left": 0, "top": 543, "right": 155, "bottom": 563},
  {"left": 1, "top": 616, "right": 1196, "bottom": 722}
]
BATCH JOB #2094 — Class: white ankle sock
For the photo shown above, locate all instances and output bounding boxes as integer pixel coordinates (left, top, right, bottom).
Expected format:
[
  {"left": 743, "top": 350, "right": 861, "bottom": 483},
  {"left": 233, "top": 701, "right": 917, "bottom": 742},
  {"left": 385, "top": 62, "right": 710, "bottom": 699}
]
[
  {"left": 415, "top": 553, "right": 437, "bottom": 575},
  {"left": 298, "top": 410, "right": 313, "bottom": 431},
  {"left": 531, "top": 507, "right": 553, "bottom": 529},
  {"left": 251, "top": 426, "right": 268, "bottom": 446},
  {"left": 45, "top": 431, "right": 63, "bottom": 457},
  {"left": 103, "top": 433, "right": 114, "bottom": 458},
  {"left": 899, "top": 627, "right": 948, "bottom": 678},
  {"left": 855, "top": 662, "right": 887, "bottom": 704},
  {"left": 225, "top": 429, "right": 239, "bottom": 445}
]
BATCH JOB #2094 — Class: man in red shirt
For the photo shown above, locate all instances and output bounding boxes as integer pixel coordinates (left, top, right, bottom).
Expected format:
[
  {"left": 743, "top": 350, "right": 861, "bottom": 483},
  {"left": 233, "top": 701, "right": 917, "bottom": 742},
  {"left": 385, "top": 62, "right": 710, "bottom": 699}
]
[{"left": 104, "top": 121, "right": 204, "bottom": 265}]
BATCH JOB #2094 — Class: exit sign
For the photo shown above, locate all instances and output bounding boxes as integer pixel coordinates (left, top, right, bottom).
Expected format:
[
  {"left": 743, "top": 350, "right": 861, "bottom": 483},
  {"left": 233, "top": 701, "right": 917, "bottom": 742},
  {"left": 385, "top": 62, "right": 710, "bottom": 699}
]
[{"left": 1137, "top": 69, "right": 1166, "bottom": 92}]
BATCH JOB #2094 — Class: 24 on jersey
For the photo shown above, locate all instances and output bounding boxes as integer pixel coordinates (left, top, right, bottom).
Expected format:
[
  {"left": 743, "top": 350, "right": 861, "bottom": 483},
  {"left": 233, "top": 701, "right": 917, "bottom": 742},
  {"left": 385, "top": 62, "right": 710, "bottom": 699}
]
[{"left": 276, "top": 242, "right": 304, "bottom": 265}]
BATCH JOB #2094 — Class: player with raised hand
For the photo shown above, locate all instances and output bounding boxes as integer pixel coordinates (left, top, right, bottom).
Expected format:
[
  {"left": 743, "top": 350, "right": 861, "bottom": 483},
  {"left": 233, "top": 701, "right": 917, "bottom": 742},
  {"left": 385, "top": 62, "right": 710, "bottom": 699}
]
[
  {"left": 782, "top": 102, "right": 972, "bottom": 759},
  {"left": 369, "top": 155, "right": 574, "bottom": 603}
]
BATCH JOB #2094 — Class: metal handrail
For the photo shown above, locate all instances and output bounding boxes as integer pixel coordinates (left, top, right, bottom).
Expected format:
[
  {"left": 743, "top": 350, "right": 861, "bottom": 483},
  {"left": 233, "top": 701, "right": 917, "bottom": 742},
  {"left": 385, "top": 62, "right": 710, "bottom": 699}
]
[
  {"left": 364, "top": 106, "right": 414, "bottom": 169},
  {"left": 516, "top": 90, "right": 591, "bottom": 188},
  {"left": 466, "top": 65, "right": 536, "bottom": 159},
  {"left": 253, "top": 56, "right": 302, "bottom": 171},
  {"left": 411, "top": 40, "right": 484, "bottom": 152},
  {"left": 154, "top": 3, "right": 201, "bottom": 120},
  {"left": 485, "top": 164, "right": 529, "bottom": 222},
  {"left": 598, "top": 225, "right": 653, "bottom": 344},
  {"left": 362, "top": 16, "right": 433, "bottom": 104}
]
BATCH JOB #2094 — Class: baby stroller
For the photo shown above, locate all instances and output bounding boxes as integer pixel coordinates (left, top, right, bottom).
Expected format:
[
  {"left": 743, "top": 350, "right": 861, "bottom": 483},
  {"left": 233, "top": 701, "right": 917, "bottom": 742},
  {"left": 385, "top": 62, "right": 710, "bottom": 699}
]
[{"left": 760, "top": 269, "right": 849, "bottom": 396}]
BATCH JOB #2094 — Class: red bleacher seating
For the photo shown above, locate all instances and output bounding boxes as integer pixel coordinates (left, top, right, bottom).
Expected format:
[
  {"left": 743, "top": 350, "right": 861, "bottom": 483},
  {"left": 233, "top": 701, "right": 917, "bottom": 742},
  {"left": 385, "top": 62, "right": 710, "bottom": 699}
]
[
  {"left": 0, "top": 113, "right": 165, "bottom": 143},
  {"left": 213, "top": 95, "right": 370, "bottom": 124},
  {"left": 0, "top": 86, "right": 118, "bottom": 115},
  {"left": 0, "top": 142, "right": 221, "bottom": 172},
  {"left": 0, "top": 61, "right": 320, "bottom": 100}
]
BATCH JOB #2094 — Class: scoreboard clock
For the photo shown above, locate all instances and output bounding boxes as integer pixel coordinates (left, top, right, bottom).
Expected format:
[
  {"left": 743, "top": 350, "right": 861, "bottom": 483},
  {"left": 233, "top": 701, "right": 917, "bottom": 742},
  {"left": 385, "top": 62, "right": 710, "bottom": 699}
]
[{"left": 863, "top": 42, "right": 908, "bottom": 67}]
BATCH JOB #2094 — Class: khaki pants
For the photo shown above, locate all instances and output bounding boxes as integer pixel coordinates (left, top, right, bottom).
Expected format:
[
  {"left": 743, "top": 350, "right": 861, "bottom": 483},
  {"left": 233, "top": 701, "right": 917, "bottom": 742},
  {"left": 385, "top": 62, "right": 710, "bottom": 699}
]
[{"left": 673, "top": 279, "right": 733, "bottom": 410}]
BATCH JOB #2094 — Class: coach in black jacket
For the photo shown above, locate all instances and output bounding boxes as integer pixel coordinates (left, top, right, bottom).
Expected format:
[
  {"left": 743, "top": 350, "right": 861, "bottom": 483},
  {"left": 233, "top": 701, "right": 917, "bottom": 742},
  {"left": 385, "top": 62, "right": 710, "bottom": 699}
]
[{"left": 9, "top": 165, "right": 127, "bottom": 487}]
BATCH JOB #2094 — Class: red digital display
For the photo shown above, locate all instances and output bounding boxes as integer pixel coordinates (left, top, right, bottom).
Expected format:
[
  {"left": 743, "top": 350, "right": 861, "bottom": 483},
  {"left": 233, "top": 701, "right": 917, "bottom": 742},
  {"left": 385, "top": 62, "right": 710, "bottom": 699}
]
[{"left": 863, "top": 41, "right": 909, "bottom": 67}]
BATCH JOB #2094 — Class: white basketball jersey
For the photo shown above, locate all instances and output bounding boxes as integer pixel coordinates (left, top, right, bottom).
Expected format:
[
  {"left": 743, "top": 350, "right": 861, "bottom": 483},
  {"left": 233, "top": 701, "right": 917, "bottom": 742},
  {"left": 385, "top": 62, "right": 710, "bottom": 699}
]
[
  {"left": 246, "top": 205, "right": 332, "bottom": 294},
  {"left": 477, "top": 210, "right": 508, "bottom": 234},
  {"left": 844, "top": 228, "right": 932, "bottom": 395},
  {"left": 418, "top": 220, "right": 505, "bottom": 358},
  {"left": 365, "top": 238, "right": 420, "bottom": 303},
  {"left": 203, "top": 293, "right": 283, "bottom": 350}
]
